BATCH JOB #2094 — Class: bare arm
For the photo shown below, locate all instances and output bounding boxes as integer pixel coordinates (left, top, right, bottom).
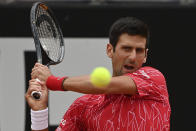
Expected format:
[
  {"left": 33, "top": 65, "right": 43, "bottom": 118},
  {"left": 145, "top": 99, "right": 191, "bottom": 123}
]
[
  {"left": 63, "top": 75, "right": 137, "bottom": 95},
  {"left": 31, "top": 63, "right": 137, "bottom": 95}
]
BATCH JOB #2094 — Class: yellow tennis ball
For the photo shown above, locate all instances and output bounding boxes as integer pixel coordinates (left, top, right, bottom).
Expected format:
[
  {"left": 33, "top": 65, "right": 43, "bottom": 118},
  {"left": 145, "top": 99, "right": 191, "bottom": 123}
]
[{"left": 90, "top": 67, "right": 111, "bottom": 88}]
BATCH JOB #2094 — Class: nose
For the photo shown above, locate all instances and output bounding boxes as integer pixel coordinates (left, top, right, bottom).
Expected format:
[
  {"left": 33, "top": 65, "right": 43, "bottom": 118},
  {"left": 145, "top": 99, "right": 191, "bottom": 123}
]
[{"left": 128, "top": 49, "right": 136, "bottom": 62}]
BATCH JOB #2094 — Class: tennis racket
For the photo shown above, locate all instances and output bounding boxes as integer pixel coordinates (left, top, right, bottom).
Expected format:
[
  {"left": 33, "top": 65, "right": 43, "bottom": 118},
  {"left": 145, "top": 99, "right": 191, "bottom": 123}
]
[{"left": 30, "top": 2, "right": 65, "bottom": 100}]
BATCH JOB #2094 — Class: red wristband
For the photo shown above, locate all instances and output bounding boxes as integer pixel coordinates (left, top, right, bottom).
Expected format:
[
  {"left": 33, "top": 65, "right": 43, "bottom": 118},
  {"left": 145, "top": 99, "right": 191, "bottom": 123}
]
[{"left": 46, "top": 75, "right": 67, "bottom": 91}]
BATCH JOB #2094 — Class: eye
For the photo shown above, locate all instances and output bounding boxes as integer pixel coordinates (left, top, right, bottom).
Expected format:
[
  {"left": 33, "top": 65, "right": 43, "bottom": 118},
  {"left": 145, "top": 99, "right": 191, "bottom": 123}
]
[
  {"left": 122, "top": 46, "right": 132, "bottom": 52},
  {"left": 136, "top": 48, "right": 145, "bottom": 53}
]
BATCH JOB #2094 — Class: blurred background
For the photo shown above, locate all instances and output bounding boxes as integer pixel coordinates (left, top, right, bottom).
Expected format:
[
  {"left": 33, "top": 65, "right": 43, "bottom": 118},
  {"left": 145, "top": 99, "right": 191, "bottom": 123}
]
[{"left": 0, "top": 0, "right": 196, "bottom": 130}]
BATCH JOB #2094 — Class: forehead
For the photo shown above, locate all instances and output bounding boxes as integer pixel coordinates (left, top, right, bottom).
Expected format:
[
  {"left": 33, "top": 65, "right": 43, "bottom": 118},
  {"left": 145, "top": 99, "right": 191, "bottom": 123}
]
[{"left": 117, "top": 33, "right": 147, "bottom": 48}]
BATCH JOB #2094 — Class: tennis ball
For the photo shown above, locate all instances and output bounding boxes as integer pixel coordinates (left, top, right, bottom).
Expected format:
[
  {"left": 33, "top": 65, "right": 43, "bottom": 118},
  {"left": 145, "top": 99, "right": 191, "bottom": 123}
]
[{"left": 90, "top": 67, "right": 111, "bottom": 88}]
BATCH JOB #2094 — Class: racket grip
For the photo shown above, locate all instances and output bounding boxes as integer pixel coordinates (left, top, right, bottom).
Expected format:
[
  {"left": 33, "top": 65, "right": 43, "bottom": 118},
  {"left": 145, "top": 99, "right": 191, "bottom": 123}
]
[
  {"left": 31, "top": 91, "right": 42, "bottom": 100},
  {"left": 31, "top": 78, "right": 42, "bottom": 100}
]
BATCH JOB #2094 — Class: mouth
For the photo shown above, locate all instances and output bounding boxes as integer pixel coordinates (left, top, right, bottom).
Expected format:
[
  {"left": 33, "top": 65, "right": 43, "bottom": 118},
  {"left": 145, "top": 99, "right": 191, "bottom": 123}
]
[{"left": 123, "top": 65, "right": 135, "bottom": 73}]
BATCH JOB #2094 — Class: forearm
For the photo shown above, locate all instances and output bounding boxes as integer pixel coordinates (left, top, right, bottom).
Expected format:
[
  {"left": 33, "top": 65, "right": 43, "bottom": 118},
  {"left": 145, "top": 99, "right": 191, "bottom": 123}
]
[
  {"left": 62, "top": 75, "right": 137, "bottom": 95},
  {"left": 63, "top": 75, "right": 105, "bottom": 94}
]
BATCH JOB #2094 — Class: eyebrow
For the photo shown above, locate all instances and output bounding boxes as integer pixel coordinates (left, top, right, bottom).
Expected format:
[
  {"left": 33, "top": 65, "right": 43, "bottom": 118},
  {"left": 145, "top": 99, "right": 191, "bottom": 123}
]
[
  {"left": 121, "top": 45, "right": 145, "bottom": 49},
  {"left": 122, "top": 45, "right": 132, "bottom": 48}
]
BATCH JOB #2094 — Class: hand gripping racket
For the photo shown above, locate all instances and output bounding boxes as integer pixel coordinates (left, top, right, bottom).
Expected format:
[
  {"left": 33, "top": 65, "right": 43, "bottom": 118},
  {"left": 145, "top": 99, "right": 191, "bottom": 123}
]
[{"left": 30, "top": 2, "right": 65, "bottom": 100}]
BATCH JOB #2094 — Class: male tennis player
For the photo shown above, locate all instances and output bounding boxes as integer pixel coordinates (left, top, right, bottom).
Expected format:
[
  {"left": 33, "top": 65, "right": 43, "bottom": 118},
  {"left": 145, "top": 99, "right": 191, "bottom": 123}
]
[{"left": 26, "top": 17, "right": 171, "bottom": 131}]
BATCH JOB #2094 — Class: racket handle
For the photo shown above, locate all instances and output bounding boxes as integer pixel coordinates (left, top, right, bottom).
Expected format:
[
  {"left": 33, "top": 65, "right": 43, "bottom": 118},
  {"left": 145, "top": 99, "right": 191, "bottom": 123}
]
[
  {"left": 31, "top": 91, "right": 42, "bottom": 100},
  {"left": 31, "top": 78, "right": 42, "bottom": 100}
]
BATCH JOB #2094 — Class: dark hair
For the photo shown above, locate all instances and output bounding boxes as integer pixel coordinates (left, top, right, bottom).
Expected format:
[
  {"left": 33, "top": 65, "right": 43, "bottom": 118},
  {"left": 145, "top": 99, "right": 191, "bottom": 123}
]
[{"left": 109, "top": 17, "right": 150, "bottom": 51}]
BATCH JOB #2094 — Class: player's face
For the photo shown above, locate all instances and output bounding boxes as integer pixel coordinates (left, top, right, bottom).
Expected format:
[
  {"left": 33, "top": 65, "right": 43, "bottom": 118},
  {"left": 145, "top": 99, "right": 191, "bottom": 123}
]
[{"left": 107, "top": 33, "right": 148, "bottom": 76}]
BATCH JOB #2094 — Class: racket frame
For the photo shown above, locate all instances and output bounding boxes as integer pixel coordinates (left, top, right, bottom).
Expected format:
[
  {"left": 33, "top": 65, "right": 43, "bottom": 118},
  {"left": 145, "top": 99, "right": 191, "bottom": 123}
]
[
  {"left": 30, "top": 2, "right": 65, "bottom": 66},
  {"left": 30, "top": 2, "right": 65, "bottom": 100}
]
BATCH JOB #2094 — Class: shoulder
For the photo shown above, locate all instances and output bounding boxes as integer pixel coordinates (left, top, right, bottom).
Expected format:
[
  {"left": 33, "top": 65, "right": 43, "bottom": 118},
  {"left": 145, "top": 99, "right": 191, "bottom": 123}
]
[
  {"left": 126, "top": 66, "right": 167, "bottom": 93},
  {"left": 127, "top": 67, "right": 169, "bottom": 102},
  {"left": 130, "top": 66, "right": 166, "bottom": 83},
  {"left": 134, "top": 66, "right": 164, "bottom": 76}
]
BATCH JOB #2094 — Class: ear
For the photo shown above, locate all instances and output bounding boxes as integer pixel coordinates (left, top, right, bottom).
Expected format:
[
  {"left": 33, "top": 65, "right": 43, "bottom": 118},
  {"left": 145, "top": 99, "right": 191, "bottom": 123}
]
[
  {"left": 106, "top": 43, "right": 113, "bottom": 58},
  {"left": 143, "top": 48, "right": 148, "bottom": 63}
]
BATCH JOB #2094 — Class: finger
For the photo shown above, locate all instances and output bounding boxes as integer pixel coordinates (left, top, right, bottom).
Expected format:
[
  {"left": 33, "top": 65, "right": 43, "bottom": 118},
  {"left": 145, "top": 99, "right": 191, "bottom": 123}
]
[
  {"left": 31, "top": 68, "right": 42, "bottom": 79},
  {"left": 31, "top": 67, "right": 39, "bottom": 79},
  {"left": 26, "top": 85, "right": 41, "bottom": 98},
  {"left": 29, "top": 79, "right": 39, "bottom": 84},
  {"left": 41, "top": 84, "right": 47, "bottom": 91},
  {"left": 29, "top": 80, "right": 42, "bottom": 90},
  {"left": 40, "top": 86, "right": 48, "bottom": 98},
  {"left": 31, "top": 72, "right": 36, "bottom": 79},
  {"left": 30, "top": 79, "right": 47, "bottom": 91},
  {"left": 32, "top": 66, "right": 43, "bottom": 71},
  {"left": 38, "top": 80, "right": 45, "bottom": 86},
  {"left": 34, "top": 63, "right": 44, "bottom": 67},
  {"left": 29, "top": 79, "right": 43, "bottom": 86},
  {"left": 32, "top": 67, "right": 41, "bottom": 73},
  {"left": 31, "top": 66, "right": 37, "bottom": 72},
  {"left": 28, "top": 81, "right": 42, "bottom": 90}
]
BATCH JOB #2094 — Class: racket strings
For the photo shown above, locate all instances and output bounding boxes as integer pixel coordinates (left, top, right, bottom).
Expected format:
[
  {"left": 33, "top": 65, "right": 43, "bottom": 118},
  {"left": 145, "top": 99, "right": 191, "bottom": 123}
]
[{"left": 35, "top": 5, "right": 62, "bottom": 62}]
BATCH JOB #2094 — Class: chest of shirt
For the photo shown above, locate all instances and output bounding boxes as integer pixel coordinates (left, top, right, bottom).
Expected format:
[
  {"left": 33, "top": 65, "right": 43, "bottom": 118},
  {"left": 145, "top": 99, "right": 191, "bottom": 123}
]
[{"left": 81, "top": 95, "right": 169, "bottom": 130}]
